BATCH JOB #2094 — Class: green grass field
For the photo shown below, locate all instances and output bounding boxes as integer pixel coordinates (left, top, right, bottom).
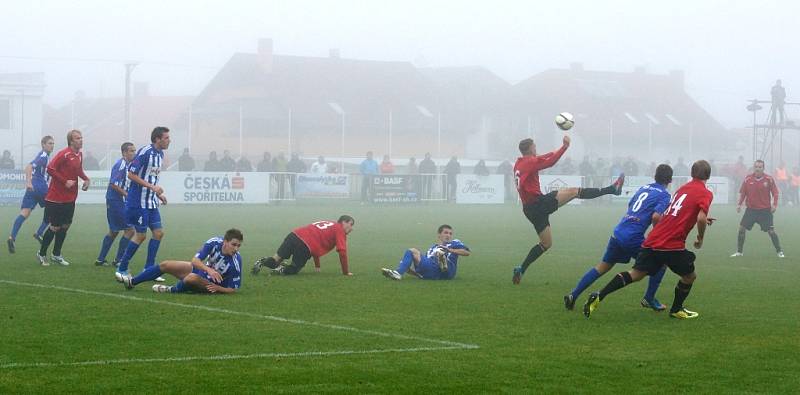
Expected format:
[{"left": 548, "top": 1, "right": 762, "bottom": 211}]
[{"left": 1, "top": 202, "right": 798, "bottom": 394}]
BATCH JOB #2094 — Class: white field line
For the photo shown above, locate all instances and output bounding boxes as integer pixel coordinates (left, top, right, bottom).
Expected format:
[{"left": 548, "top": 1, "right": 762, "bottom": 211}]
[
  {"left": 0, "top": 279, "right": 478, "bottom": 369},
  {"left": 1, "top": 347, "right": 468, "bottom": 369}
]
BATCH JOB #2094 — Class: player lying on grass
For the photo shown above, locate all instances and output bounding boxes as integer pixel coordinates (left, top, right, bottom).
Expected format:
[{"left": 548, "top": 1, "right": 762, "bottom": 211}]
[
  {"left": 512, "top": 136, "right": 625, "bottom": 285},
  {"left": 565, "top": 164, "right": 673, "bottom": 311},
  {"left": 381, "top": 224, "right": 470, "bottom": 280},
  {"left": 584, "top": 160, "right": 715, "bottom": 320},
  {"left": 121, "top": 228, "right": 243, "bottom": 294},
  {"left": 252, "top": 215, "right": 355, "bottom": 276}
]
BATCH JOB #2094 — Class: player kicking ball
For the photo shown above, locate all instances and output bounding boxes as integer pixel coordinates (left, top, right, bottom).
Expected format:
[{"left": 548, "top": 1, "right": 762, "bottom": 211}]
[
  {"left": 565, "top": 164, "right": 673, "bottom": 311},
  {"left": 512, "top": 136, "right": 624, "bottom": 285},
  {"left": 584, "top": 160, "right": 714, "bottom": 320},
  {"left": 381, "top": 224, "right": 470, "bottom": 281},
  {"left": 252, "top": 215, "right": 355, "bottom": 276},
  {"left": 121, "top": 228, "right": 243, "bottom": 294}
]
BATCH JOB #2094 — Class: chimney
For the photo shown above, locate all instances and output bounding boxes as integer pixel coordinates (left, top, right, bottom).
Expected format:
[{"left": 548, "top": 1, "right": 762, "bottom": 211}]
[
  {"left": 133, "top": 82, "right": 149, "bottom": 97},
  {"left": 258, "top": 38, "right": 273, "bottom": 73},
  {"left": 669, "top": 69, "right": 685, "bottom": 88},
  {"left": 329, "top": 48, "right": 340, "bottom": 59},
  {"left": 569, "top": 62, "right": 584, "bottom": 72}
]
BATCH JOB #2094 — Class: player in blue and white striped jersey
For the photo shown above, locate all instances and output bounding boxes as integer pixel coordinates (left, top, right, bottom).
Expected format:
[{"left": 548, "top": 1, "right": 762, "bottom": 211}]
[
  {"left": 122, "top": 229, "right": 243, "bottom": 294},
  {"left": 7, "top": 136, "right": 54, "bottom": 254},
  {"left": 94, "top": 142, "right": 136, "bottom": 266},
  {"left": 115, "top": 127, "right": 171, "bottom": 281}
]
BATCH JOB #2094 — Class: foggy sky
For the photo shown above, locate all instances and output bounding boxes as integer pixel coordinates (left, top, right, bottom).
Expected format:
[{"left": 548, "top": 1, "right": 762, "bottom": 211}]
[{"left": 1, "top": 0, "right": 797, "bottom": 128}]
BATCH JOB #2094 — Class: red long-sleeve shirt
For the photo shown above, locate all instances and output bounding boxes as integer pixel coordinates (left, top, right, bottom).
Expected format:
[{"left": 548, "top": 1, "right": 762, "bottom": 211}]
[
  {"left": 45, "top": 147, "right": 88, "bottom": 203},
  {"left": 513, "top": 145, "right": 567, "bottom": 204},
  {"left": 293, "top": 221, "right": 349, "bottom": 274},
  {"left": 738, "top": 173, "right": 779, "bottom": 209}
]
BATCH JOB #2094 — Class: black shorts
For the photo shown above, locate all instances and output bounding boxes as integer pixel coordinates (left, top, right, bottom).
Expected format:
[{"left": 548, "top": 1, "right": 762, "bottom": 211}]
[
  {"left": 740, "top": 208, "right": 773, "bottom": 231},
  {"left": 522, "top": 191, "right": 559, "bottom": 234},
  {"left": 277, "top": 232, "right": 312, "bottom": 274},
  {"left": 633, "top": 248, "right": 696, "bottom": 277},
  {"left": 44, "top": 201, "right": 75, "bottom": 227}
]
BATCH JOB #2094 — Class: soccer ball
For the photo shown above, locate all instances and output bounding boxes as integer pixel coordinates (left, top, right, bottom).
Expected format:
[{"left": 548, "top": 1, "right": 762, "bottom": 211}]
[{"left": 555, "top": 112, "right": 575, "bottom": 131}]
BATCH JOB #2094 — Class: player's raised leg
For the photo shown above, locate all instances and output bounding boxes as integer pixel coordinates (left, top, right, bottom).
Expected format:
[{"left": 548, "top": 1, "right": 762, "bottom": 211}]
[
  {"left": 382, "top": 248, "right": 421, "bottom": 280},
  {"left": 554, "top": 174, "right": 625, "bottom": 207}
]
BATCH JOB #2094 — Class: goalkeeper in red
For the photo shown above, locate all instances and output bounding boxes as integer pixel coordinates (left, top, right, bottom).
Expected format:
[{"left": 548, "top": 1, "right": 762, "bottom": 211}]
[
  {"left": 584, "top": 160, "right": 714, "bottom": 319},
  {"left": 252, "top": 215, "right": 355, "bottom": 276},
  {"left": 512, "top": 135, "right": 624, "bottom": 284}
]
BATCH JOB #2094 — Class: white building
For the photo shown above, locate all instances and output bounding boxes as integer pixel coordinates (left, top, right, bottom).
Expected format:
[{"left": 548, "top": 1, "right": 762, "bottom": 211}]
[{"left": 0, "top": 73, "right": 45, "bottom": 169}]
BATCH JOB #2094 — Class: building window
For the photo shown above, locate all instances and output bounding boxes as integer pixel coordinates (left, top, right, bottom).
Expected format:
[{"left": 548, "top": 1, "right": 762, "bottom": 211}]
[{"left": 0, "top": 99, "right": 10, "bottom": 130}]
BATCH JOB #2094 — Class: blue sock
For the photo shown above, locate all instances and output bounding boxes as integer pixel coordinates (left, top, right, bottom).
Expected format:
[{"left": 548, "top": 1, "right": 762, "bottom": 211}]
[
  {"left": 396, "top": 250, "right": 414, "bottom": 274},
  {"left": 145, "top": 239, "right": 161, "bottom": 268},
  {"left": 114, "top": 236, "right": 130, "bottom": 262},
  {"left": 97, "top": 235, "right": 114, "bottom": 261},
  {"left": 171, "top": 280, "right": 186, "bottom": 293},
  {"left": 131, "top": 264, "right": 163, "bottom": 285},
  {"left": 117, "top": 241, "right": 141, "bottom": 272},
  {"left": 644, "top": 265, "right": 667, "bottom": 302},
  {"left": 10, "top": 215, "right": 26, "bottom": 240},
  {"left": 36, "top": 219, "right": 48, "bottom": 237},
  {"left": 571, "top": 267, "right": 603, "bottom": 299}
]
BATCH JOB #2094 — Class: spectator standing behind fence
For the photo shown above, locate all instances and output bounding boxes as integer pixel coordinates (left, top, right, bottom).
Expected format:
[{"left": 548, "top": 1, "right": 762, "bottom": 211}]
[
  {"left": 220, "top": 150, "right": 236, "bottom": 172},
  {"left": 204, "top": 151, "right": 221, "bottom": 171},
  {"left": 236, "top": 155, "right": 252, "bottom": 172},
  {"left": 474, "top": 159, "right": 490, "bottom": 176},
  {"left": 287, "top": 153, "right": 306, "bottom": 173},
  {"left": 380, "top": 155, "right": 395, "bottom": 174},
  {"left": 310, "top": 156, "right": 327, "bottom": 174},
  {"left": 444, "top": 156, "right": 461, "bottom": 201},
  {"left": 407, "top": 157, "right": 418, "bottom": 174},
  {"left": 790, "top": 166, "right": 800, "bottom": 206},
  {"left": 273, "top": 152, "right": 288, "bottom": 172},
  {"left": 84, "top": 152, "right": 100, "bottom": 170},
  {"left": 359, "top": 151, "right": 378, "bottom": 203},
  {"left": 178, "top": 148, "right": 195, "bottom": 171},
  {"left": 257, "top": 152, "right": 272, "bottom": 172},
  {"left": 497, "top": 159, "right": 513, "bottom": 201},
  {"left": 419, "top": 153, "right": 437, "bottom": 199},
  {"left": 673, "top": 157, "right": 689, "bottom": 177},
  {"left": 0, "top": 150, "right": 14, "bottom": 169},
  {"left": 623, "top": 157, "right": 638, "bottom": 177},
  {"left": 774, "top": 161, "right": 789, "bottom": 205}
]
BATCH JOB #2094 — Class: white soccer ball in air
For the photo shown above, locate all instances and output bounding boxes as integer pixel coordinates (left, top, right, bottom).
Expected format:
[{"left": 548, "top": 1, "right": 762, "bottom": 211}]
[{"left": 555, "top": 112, "right": 575, "bottom": 131}]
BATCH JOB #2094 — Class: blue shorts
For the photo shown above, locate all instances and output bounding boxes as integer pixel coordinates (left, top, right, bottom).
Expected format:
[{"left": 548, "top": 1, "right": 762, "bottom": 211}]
[
  {"left": 20, "top": 188, "right": 46, "bottom": 210},
  {"left": 601, "top": 237, "right": 641, "bottom": 264},
  {"left": 126, "top": 207, "right": 163, "bottom": 233},
  {"left": 417, "top": 258, "right": 444, "bottom": 280},
  {"left": 106, "top": 200, "right": 129, "bottom": 232},
  {"left": 191, "top": 268, "right": 223, "bottom": 286}
]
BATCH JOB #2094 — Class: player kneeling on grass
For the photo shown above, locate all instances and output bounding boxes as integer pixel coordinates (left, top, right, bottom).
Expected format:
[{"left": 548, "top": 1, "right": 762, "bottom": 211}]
[
  {"left": 121, "top": 228, "right": 243, "bottom": 294},
  {"left": 584, "top": 160, "right": 714, "bottom": 320},
  {"left": 252, "top": 215, "right": 355, "bottom": 276},
  {"left": 565, "top": 164, "right": 673, "bottom": 312},
  {"left": 381, "top": 224, "right": 470, "bottom": 280}
]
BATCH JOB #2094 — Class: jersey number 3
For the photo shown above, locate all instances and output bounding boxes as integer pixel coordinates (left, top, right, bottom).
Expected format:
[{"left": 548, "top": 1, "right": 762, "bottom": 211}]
[{"left": 313, "top": 221, "right": 335, "bottom": 230}]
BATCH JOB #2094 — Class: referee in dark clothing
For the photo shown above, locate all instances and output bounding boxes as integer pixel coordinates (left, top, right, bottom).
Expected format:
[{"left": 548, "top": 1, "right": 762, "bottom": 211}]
[
  {"left": 731, "top": 159, "right": 784, "bottom": 258},
  {"left": 37, "top": 130, "right": 90, "bottom": 266}
]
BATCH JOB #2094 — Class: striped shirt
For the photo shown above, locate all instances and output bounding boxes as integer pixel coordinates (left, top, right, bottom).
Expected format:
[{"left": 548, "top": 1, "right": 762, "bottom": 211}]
[
  {"left": 29, "top": 150, "right": 50, "bottom": 191},
  {"left": 126, "top": 144, "right": 163, "bottom": 209},
  {"left": 195, "top": 237, "right": 242, "bottom": 289}
]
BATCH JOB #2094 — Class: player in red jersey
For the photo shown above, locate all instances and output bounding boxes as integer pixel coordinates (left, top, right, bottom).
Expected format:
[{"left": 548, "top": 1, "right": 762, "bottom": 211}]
[
  {"left": 512, "top": 136, "right": 625, "bottom": 284},
  {"left": 37, "top": 130, "right": 91, "bottom": 266},
  {"left": 731, "top": 159, "right": 784, "bottom": 258},
  {"left": 252, "top": 215, "right": 355, "bottom": 276},
  {"left": 584, "top": 160, "right": 715, "bottom": 319}
]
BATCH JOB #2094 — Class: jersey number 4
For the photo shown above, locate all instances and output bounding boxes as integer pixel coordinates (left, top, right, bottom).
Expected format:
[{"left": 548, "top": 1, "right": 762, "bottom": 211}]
[{"left": 665, "top": 193, "right": 687, "bottom": 217}]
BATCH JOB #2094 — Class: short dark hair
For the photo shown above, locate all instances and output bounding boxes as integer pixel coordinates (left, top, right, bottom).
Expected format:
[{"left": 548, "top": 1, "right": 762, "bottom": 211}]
[
  {"left": 224, "top": 228, "right": 243, "bottom": 242},
  {"left": 691, "top": 160, "right": 712, "bottom": 180},
  {"left": 41, "top": 135, "right": 53, "bottom": 145},
  {"left": 755, "top": 159, "right": 765, "bottom": 166},
  {"left": 121, "top": 142, "right": 135, "bottom": 154},
  {"left": 151, "top": 126, "right": 170, "bottom": 143},
  {"left": 338, "top": 215, "right": 355, "bottom": 225},
  {"left": 437, "top": 224, "right": 453, "bottom": 234},
  {"left": 654, "top": 164, "right": 673, "bottom": 185},
  {"left": 518, "top": 138, "right": 534, "bottom": 154}
]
